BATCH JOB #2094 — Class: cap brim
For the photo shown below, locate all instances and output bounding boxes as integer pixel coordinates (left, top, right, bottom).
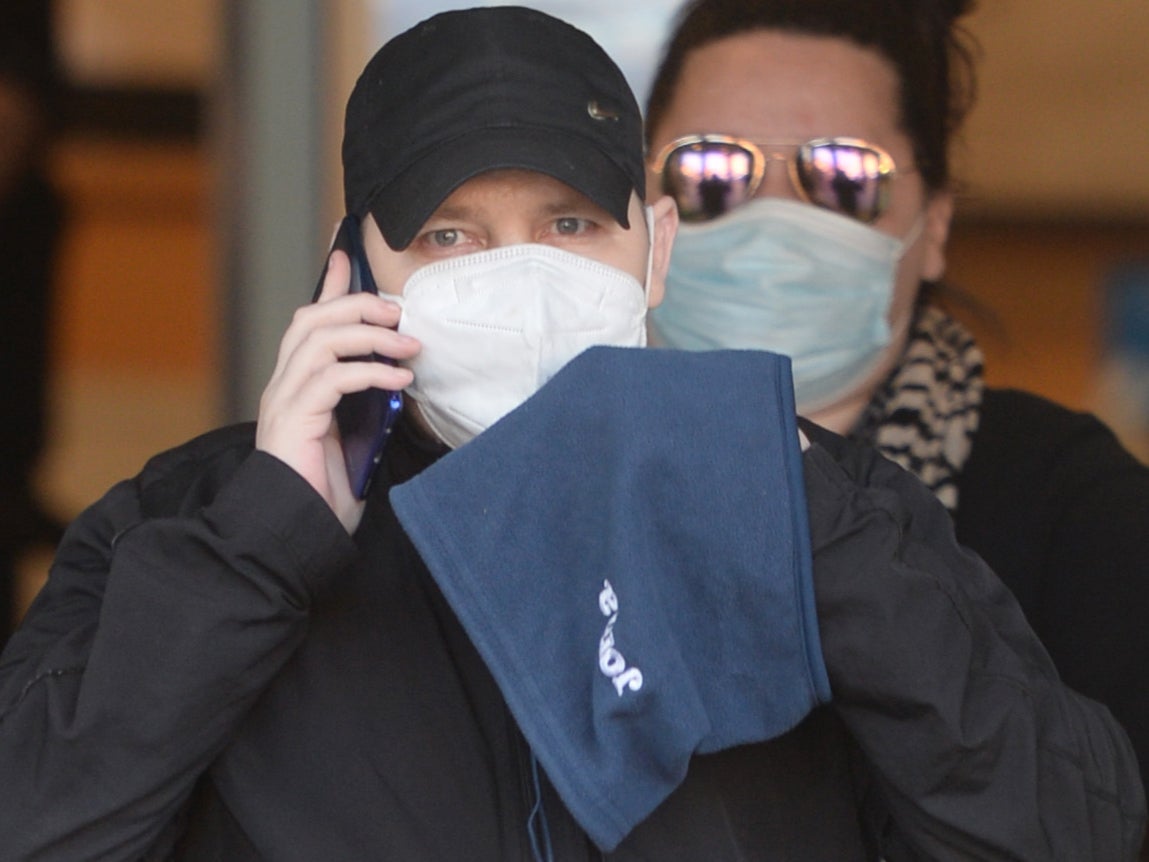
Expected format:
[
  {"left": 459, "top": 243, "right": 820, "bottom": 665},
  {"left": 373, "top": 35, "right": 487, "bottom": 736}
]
[{"left": 368, "top": 127, "right": 636, "bottom": 251}]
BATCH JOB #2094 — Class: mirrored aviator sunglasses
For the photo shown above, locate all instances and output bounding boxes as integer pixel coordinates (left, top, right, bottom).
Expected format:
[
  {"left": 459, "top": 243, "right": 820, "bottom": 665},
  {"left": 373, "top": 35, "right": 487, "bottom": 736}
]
[{"left": 652, "top": 134, "right": 897, "bottom": 224}]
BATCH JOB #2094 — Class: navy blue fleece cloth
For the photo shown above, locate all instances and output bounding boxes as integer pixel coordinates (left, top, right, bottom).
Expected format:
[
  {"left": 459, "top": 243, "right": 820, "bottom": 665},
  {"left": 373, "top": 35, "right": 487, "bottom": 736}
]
[{"left": 389, "top": 346, "right": 831, "bottom": 851}]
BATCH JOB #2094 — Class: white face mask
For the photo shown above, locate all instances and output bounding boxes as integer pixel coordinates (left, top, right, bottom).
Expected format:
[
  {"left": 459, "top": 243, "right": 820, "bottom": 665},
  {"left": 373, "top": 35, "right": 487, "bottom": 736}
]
[
  {"left": 650, "top": 198, "right": 920, "bottom": 412},
  {"left": 396, "top": 232, "right": 652, "bottom": 449}
]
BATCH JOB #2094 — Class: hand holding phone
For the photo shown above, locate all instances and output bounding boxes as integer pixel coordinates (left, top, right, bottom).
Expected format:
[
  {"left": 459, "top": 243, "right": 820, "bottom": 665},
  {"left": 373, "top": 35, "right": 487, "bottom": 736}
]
[{"left": 314, "top": 215, "right": 404, "bottom": 500}]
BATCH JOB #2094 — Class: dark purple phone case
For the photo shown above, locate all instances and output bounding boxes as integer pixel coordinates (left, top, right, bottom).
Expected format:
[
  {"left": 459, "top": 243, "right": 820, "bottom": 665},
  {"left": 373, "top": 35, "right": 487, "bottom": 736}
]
[{"left": 315, "top": 216, "right": 403, "bottom": 499}]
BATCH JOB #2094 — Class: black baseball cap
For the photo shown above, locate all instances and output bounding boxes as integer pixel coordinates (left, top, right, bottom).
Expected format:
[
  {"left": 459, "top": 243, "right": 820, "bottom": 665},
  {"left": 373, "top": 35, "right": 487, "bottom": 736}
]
[{"left": 342, "top": 6, "right": 646, "bottom": 251}]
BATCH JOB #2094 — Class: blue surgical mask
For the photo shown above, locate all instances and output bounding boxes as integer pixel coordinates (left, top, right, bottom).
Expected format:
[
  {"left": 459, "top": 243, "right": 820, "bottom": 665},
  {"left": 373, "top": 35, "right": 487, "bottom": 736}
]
[{"left": 650, "top": 198, "right": 919, "bottom": 410}]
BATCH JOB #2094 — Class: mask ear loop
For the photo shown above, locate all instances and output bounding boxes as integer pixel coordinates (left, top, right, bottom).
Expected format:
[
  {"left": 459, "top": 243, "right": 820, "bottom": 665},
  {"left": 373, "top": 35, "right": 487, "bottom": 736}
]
[
  {"left": 896, "top": 213, "right": 926, "bottom": 261},
  {"left": 642, "top": 204, "right": 656, "bottom": 301},
  {"left": 881, "top": 210, "right": 930, "bottom": 368}
]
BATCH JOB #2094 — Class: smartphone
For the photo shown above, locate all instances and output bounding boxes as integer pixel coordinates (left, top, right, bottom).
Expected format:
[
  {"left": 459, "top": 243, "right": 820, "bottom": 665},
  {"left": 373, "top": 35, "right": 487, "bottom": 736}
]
[{"left": 314, "top": 215, "right": 404, "bottom": 500}]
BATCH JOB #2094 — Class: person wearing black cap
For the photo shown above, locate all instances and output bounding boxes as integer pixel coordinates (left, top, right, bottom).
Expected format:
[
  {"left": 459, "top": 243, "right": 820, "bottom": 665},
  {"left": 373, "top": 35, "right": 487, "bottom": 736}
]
[{"left": 0, "top": 7, "right": 1142, "bottom": 861}]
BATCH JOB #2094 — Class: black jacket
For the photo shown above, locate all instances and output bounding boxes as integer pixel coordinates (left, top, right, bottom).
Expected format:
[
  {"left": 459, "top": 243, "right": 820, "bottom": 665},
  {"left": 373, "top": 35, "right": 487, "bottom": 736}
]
[
  {"left": 0, "top": 416, "right": 1143, "bottom": 860},
  {"left": 952, "top": 388, "right": 1149, "bottom": 792}
]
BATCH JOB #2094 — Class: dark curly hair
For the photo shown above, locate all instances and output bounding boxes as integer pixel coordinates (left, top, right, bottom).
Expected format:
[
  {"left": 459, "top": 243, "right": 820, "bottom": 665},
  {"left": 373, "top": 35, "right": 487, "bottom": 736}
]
[{"left": 645, "top": 0, "right": 979, "bottom": 192}]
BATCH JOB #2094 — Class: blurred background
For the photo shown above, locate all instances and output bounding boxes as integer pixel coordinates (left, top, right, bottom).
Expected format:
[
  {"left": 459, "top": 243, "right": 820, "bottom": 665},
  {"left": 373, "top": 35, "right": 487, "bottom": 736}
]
[{"left": 7, "top": 0, "right": 1149, "bottom": 614}]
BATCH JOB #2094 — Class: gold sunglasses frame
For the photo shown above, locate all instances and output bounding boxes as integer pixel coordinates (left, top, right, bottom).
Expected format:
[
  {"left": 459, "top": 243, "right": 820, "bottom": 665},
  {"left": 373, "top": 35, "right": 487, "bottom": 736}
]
[{"left": 650, "top": 134, "right": 898, "bottom": 223}]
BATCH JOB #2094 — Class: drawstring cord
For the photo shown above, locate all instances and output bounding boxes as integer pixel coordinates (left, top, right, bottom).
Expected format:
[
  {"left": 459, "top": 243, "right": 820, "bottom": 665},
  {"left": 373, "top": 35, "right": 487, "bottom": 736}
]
[{"left": 527, "top": 752, "right": 555, "bottom": 862}]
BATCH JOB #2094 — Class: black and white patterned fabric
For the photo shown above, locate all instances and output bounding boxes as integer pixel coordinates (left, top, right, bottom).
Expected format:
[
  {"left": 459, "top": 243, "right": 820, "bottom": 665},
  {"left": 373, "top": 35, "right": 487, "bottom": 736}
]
[{"left": 853, "top": 305, "right": 985, "bottom": 510}]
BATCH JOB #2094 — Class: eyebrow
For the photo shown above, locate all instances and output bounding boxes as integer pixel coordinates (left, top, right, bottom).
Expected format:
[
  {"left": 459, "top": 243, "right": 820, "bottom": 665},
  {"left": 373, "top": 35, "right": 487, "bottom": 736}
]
[
  {"left": 427, "top": 203, "right": 477, "bottom": 223},
  {"left": 538, "top": 195, "right": 599, "bottom": 215}
]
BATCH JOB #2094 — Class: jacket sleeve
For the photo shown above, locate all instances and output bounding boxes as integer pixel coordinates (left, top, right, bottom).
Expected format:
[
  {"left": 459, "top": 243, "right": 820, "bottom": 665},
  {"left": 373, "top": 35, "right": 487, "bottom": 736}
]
[
  {"left": 0, "top": 448, "right": 357, "bottom": 861},
  {"left": 800, "top": 430, "right": 1147, "bottom": 861}
]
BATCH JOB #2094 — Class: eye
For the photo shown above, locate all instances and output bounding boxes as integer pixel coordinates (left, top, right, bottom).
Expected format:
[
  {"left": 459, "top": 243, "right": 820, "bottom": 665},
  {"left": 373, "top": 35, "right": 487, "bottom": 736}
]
[
  {"left": 428, "top": 228, "right": 461, "bottom": 247},
  {"left": 554, "top": 217, "right": 590, "bottom": 236}
]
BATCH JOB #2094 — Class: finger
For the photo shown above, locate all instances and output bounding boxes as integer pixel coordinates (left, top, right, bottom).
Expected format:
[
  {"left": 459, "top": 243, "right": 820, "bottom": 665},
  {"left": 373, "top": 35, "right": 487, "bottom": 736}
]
[
  {"left": 319, "top": 358, "right": 413, "bottom": 400},
  {"left": 284, "top": 320, "right": 420, "bottom": 380},
  {"left": 264, "top": 327, "right": 416, "bottom": 426},
  {"left": 259, "top": 358, "right": 410, "bottom": 450},
  {"left": 317, "top": 249, "right": 352, "bottom": 302},
  {"left": 297, "top": 293, "right": 405, "bottom": 344},
  {"left": 271, "top": 294, "right": 412, "bottom": 380}
]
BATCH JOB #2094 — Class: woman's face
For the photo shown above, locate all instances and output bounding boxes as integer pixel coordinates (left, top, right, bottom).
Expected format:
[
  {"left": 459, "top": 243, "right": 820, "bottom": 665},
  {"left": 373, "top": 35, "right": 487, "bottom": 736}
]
[{"left": 648, "top": 30, "right": 954, "bottom": 430}]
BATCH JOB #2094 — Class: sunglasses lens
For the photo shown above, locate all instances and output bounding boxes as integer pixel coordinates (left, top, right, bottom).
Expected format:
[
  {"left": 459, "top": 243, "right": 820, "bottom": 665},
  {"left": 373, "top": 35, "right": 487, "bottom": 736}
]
[
  {"left": 660, "top": 142, "right": 757, "bottom": 222},
  {"left": 795, "top": 142, "right": 893, "bottom": 223}
]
